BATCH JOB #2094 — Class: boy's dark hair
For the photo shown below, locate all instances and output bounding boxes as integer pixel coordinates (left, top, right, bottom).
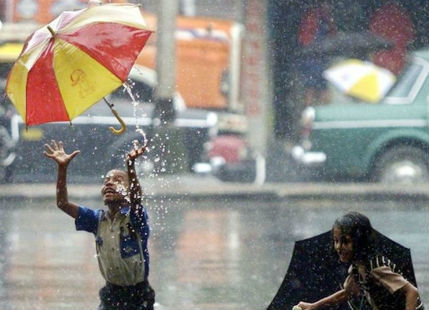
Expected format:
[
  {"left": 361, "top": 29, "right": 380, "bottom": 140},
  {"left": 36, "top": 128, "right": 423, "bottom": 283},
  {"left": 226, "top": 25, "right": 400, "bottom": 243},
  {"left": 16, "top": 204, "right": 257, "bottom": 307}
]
[{"left": 332, "top": 211, "right": 375, "bottom": 261}]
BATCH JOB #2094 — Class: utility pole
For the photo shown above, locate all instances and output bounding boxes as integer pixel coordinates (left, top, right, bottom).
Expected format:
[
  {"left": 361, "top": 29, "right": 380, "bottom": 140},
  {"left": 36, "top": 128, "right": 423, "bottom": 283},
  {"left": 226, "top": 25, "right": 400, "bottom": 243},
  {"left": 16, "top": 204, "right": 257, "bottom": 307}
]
[
  {"left": 153, "top": 0, "right": 178, "bottom": 124},
  {"left": 241, "top": 0, "right": 271, "bottom": 185},
  {"left": 152, "top": 0, "right": 187, "bottom": 175}
]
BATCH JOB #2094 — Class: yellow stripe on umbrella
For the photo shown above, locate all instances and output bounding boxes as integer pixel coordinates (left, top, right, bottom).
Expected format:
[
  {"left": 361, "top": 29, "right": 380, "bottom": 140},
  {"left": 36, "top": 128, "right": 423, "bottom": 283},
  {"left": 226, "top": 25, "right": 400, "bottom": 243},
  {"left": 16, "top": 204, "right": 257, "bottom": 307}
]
[
  {"left": 6, "top": 52, "right": 33, "bottom": 121},
  {"left": 53, "top": 39, "right": 122, "bottom": 120}
]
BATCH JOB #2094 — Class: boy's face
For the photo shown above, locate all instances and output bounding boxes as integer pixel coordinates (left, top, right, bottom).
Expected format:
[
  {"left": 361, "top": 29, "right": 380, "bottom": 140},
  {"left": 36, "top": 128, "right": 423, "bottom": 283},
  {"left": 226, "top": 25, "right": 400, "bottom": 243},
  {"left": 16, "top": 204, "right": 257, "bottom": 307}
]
[
  {"left": 333, "top": 227, "right": 354, "bottom": 263},
  {"left": 101, "top": 170, "right": 129, "bottom": 204}
]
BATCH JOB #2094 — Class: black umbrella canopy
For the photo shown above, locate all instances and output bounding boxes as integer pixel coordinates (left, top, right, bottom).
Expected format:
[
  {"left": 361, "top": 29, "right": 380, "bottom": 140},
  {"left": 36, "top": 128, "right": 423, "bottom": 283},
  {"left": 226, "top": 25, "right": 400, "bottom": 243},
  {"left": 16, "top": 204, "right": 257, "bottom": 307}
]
[
  {"left": 267, "top": 230, "right": 416, "bottom": 310},
  {"left": 299, "top": 31, "right": 394, "bottom": 59}
]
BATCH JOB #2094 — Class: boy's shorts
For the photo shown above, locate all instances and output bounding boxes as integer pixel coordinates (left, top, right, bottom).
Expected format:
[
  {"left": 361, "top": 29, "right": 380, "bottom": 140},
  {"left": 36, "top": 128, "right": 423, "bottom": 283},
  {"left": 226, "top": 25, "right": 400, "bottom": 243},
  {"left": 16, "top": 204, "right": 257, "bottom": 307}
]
[{"left": 98, "top": 280, "right": 155, "bottom": 310}]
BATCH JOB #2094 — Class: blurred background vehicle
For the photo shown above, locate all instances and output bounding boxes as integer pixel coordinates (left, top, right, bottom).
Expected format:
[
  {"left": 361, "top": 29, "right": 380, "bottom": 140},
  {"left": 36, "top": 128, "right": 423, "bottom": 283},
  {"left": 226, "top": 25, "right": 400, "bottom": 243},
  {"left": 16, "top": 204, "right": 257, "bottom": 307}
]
[
  {"left": 292, "top": 47, "right": 429, "bottom": 184},
  {"left": 195, "top": 134, "right": 257, "bottom": 183},
  {"left": 0, "top": 3, "right": 248, "bottom": 183},
  {"left": 0, "top": 24, "right": 217, "bottom": 183},
  {"left": 0, "top": 37, "right": 33, "bottom": 182}
]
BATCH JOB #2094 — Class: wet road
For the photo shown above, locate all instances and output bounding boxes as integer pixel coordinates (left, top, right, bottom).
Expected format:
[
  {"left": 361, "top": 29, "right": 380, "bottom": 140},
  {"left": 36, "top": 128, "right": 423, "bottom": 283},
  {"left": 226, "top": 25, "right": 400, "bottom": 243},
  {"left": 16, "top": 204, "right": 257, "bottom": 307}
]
[{"left": 0, "top": 197, "right": 427, "bottom": 310}]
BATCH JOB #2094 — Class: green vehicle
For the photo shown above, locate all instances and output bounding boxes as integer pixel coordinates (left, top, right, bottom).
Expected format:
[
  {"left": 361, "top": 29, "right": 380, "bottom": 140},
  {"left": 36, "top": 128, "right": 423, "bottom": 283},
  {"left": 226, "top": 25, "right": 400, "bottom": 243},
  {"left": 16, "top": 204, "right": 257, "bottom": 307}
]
[{"left": 292, "top": 48, "right": 429, "bottom": 183}]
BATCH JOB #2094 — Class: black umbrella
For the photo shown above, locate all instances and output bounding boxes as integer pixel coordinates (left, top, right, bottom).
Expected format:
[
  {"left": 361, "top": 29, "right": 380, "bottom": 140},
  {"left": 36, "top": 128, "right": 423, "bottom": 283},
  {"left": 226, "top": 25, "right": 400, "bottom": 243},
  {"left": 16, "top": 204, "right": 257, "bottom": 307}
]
[
  {"left": 299, "top": 31, "right": 394, "bottom": 59},
  {"left": 266, "top": 230, "right": 417, "bottom": 310}
]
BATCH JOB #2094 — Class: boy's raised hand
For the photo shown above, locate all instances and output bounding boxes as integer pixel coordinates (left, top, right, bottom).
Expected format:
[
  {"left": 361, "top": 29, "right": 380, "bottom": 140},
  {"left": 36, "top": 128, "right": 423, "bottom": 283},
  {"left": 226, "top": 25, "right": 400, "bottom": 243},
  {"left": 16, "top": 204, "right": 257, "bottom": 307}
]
[
  {"left": 44, "top": 140, "right": 80, "bottom": 166},
  {"left": 126, "top": 139, "right": 148, "bottom": 163}
]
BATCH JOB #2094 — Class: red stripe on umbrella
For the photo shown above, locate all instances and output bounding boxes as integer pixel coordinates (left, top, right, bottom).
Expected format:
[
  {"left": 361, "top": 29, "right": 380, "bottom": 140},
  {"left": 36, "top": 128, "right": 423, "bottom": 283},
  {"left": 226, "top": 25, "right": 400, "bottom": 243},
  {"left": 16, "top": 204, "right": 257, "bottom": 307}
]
[
  {"left": 26, "top": 41, "right": 69, "bottom": 125},
  {"left": 60, "top": 23, "right": 151, "bottom": 81}
]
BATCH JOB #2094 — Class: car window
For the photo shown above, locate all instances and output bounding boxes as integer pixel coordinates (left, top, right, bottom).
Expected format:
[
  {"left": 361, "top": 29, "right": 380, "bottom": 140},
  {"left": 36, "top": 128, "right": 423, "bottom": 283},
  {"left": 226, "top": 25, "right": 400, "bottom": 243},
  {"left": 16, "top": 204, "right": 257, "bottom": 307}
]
[{"left": 386, "top": 62, "right": 423, "bottom": 99}]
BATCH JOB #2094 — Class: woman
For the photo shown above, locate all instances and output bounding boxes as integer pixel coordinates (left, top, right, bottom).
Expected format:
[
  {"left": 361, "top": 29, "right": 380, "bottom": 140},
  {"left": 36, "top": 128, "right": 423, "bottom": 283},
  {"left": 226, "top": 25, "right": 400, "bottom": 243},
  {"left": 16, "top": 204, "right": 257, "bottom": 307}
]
[{"left": 295, "top": 212, "right": 424, "bottom": 310}]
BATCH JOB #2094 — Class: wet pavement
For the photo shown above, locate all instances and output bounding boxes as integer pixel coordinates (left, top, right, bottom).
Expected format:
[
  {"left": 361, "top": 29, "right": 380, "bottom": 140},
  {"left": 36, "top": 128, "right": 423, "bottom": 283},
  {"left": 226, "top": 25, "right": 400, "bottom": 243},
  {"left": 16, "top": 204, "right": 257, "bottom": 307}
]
[
  {"left": 0, "top": 181, "right": 428, "bottom": 310},
  {"left": 4, "top": 174, "right": 429, "bottom": 201}
]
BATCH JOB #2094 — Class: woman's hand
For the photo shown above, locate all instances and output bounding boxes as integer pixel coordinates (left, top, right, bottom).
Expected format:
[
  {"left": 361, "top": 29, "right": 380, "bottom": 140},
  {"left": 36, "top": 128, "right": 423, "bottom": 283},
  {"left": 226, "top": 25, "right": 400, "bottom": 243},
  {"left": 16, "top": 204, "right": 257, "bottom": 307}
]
[
  {"left": 44, "top": 140, "right": 80, "bottom": 167},
  {"left": 295, "top": 301, "right": 316, "bottom": 310}
]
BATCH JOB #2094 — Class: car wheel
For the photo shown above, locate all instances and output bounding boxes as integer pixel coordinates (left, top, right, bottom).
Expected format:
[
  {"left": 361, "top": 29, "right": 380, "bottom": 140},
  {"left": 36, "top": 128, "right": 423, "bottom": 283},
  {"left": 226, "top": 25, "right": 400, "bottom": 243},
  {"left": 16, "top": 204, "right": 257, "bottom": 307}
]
[{"left": 373, "top": 145, "right": 429, "bottom": 184}]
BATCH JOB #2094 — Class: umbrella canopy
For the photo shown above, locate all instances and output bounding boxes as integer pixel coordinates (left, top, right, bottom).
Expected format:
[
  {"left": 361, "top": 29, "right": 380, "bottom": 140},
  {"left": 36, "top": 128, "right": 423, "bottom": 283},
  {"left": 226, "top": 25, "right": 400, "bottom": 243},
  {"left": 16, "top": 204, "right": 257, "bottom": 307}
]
[
  {"left": 323, "top": 59, "right": 396, "bottom": 103},
  {"left": 6, "top": 3, "right": 152, "bottom": 126},
  {"left": 300, "top": 31, "right": 394, "bottom": 59},
  {"left": 266, "top": 230, "right": 417, "bottom": 310}
]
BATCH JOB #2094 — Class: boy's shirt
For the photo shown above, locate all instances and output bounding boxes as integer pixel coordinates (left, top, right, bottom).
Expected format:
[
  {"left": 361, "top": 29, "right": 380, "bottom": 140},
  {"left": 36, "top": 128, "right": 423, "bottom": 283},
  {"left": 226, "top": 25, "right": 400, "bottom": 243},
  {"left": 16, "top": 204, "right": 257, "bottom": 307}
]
[{"left": 75, "top": 205, "right": 150, "bottom": 286}]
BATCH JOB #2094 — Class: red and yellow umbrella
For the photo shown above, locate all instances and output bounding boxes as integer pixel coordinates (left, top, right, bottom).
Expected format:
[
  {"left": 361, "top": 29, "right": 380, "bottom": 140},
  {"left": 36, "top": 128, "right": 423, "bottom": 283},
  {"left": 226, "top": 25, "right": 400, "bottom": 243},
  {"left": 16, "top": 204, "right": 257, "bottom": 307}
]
[{"left": 6, "top": 3, "right": 152, "bottom": 133}]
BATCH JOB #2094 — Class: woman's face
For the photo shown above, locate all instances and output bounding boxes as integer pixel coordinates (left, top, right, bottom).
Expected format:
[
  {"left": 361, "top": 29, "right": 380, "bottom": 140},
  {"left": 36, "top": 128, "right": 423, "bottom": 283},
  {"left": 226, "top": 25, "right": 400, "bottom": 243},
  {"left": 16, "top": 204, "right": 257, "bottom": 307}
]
[{"left": 333, "top": 227, "right": 354, "bottom": 263}]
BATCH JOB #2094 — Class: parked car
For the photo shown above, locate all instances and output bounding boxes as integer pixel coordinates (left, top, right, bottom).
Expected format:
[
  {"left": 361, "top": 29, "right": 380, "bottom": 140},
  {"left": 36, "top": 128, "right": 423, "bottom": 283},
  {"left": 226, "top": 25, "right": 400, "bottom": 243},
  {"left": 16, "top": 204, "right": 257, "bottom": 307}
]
[{"left": 292, "top": 47, "right": 429, "bottom": 183}]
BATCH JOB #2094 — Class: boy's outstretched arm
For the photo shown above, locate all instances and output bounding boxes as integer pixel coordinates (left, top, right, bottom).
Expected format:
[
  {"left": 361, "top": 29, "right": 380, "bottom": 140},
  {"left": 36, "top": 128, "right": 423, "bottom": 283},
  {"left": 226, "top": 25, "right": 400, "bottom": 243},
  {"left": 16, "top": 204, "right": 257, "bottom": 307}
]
[
  {"left": 44, "top": 140, "right": 80, "bottom": 218},
  {"left": 126, "top": 139, "right": 147, "bottom": 215}
]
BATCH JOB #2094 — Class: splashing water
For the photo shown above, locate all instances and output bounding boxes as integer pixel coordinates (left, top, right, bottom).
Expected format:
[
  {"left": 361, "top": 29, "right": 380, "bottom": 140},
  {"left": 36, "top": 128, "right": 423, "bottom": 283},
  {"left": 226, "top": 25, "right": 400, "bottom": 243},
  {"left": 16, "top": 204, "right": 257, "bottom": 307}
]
[
  {"left": 136, "top": 128, "right": 148, "bottom": 149},
  {"left": 115, "top": 181, "right": 130, "bottom": 203},
  {"left": 123, "top": 82, "right": 142, "bottom": 127},
  {"left": 121, "top": 82, "right": 152, "bottom": 179},
  {"left": 123, "top": 82, "right": 149, "bottom": 147}
]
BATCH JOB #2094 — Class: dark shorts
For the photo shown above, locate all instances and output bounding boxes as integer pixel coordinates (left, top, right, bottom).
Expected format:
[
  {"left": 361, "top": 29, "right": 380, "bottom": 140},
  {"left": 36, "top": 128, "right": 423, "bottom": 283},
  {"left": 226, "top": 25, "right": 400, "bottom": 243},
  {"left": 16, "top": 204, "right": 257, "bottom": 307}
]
[{"left": 98, "top": 280, "right": 155, "bottom": 310}]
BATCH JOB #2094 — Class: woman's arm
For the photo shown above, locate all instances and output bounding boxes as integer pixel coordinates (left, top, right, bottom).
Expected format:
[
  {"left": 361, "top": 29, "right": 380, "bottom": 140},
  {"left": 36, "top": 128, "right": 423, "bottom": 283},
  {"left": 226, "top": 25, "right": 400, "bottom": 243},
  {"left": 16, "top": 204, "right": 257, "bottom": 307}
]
[
  {"left": 296, "top": 289, "right": 350, "bottom": 310},
  {"left": 401, "top": 282, "right": 418, "bottom": 310}
]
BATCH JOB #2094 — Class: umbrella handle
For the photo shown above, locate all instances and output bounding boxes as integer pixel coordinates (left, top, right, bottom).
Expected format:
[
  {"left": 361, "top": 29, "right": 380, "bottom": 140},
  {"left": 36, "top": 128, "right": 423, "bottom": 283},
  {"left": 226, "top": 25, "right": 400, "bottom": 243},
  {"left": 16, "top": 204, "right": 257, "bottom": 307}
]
[{"left": 109, "top": 108, "right": 127, "bottom": 135}]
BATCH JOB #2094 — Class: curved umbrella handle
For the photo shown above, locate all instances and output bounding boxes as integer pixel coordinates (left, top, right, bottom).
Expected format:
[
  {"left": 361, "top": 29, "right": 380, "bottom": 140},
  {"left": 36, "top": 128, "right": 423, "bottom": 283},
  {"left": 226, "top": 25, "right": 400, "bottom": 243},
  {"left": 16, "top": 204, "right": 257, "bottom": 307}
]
[{"left": 109, "top": 108, "right": 127, "bottom": 135}]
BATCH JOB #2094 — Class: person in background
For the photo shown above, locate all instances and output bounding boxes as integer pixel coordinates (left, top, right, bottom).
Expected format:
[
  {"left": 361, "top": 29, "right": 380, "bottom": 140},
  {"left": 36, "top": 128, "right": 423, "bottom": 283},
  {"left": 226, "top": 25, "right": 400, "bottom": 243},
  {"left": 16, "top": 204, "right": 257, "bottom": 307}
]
[
  {"left": 297, "top": 0, "right": 336, "bottom": 106},
  {"left": 369, "top": 0, "right": 415, "bottom": 75}
]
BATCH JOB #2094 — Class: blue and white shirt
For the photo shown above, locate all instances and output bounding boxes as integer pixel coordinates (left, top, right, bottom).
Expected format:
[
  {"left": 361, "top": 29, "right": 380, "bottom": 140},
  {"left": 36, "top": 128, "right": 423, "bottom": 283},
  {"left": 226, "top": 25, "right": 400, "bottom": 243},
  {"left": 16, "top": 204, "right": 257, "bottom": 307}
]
[{"left": 75, "top": 205, "right": 150, "bottom": 286}]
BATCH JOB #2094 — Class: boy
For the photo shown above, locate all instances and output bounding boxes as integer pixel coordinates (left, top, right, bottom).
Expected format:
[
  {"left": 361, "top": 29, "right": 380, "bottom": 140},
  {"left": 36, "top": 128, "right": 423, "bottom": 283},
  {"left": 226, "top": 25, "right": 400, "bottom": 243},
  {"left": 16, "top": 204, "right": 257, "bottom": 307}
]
[{"left": 44, "top": 139, "right": 155, "bottom": 310}]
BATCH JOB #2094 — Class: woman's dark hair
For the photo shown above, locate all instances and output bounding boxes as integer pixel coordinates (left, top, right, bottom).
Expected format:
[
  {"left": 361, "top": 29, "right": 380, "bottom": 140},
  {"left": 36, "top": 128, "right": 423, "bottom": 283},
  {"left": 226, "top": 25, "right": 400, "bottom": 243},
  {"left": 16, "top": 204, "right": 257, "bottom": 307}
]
[{"left": 332, "top": 211, "right": 375, "bottom": 261}]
